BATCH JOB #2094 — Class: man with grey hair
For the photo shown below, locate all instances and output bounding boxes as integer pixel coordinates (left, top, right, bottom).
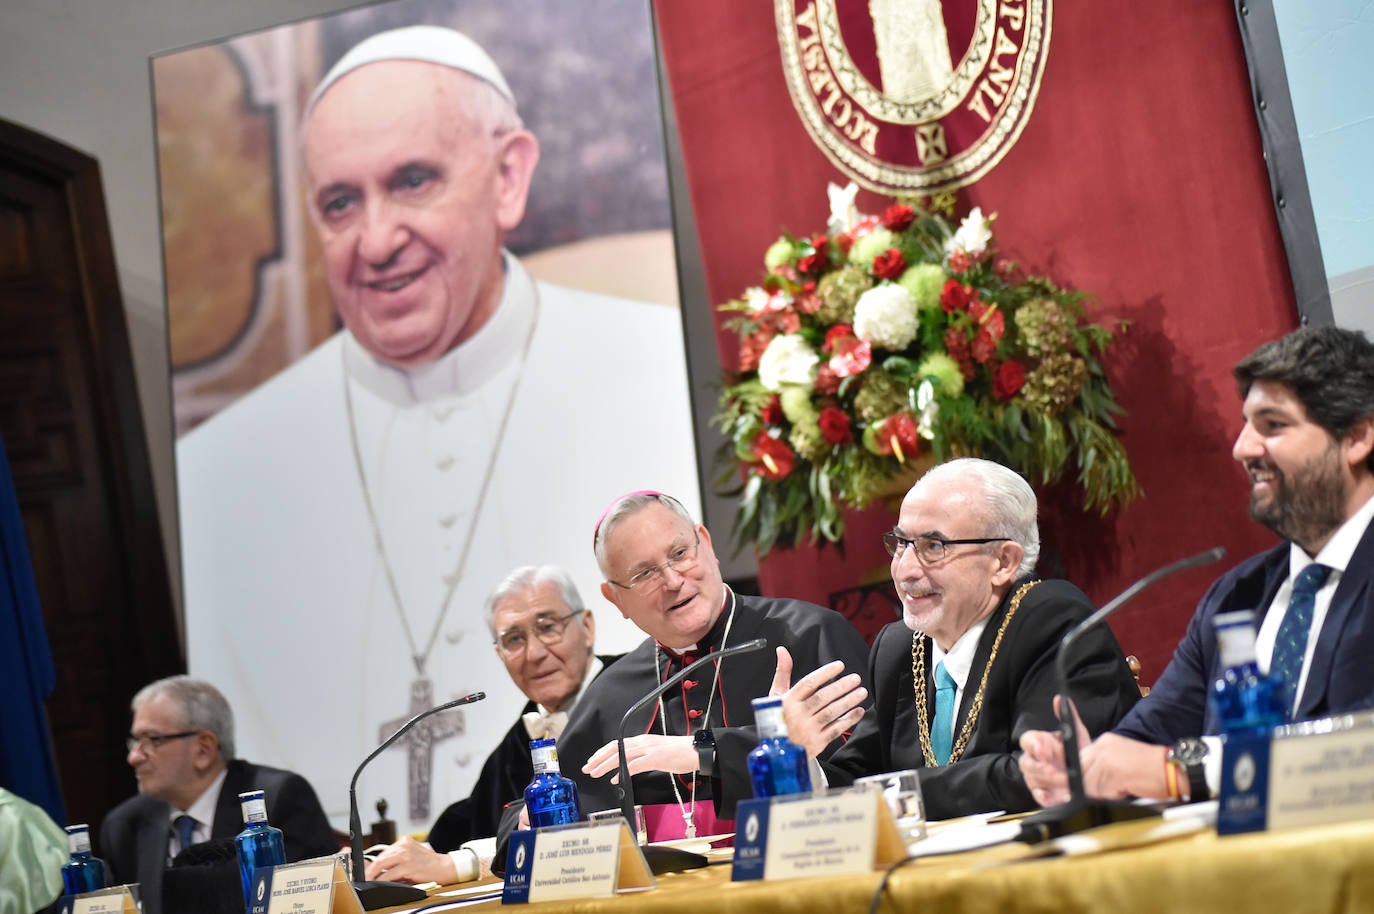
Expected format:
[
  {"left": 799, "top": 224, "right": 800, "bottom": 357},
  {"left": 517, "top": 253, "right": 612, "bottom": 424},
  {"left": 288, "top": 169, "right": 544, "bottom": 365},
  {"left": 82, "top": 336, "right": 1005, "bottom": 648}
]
[
  {"left": 99, "top": 676, "right": 336, "bottom": 914},
  {"left": 550, "top": 491, "right": 871, "bottom": 841},
  {"left": 365, "top": 566, "right": 618, "bottom": 885},
  {"left": 778, "top": 458, "right": 1140, "bottom": 819}
]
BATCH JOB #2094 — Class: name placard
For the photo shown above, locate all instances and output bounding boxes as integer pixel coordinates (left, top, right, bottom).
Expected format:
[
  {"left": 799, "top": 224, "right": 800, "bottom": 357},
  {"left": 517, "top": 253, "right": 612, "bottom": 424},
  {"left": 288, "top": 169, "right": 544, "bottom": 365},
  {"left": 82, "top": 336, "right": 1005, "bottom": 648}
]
[
  {"left": 249, "top": 857, "right": 362, "bottom": 914},
  {"left": 502, "top": 820, "right": 653, "bottom": 904},
  {"left": 59, "top": 886, "right": 139, "bottom": 914},
  {"left": 1219, "top": 713, "right": 1374, "bottom": 835},
  {"left": 731, "top": 790, "right": 905, "bottom": 882}
]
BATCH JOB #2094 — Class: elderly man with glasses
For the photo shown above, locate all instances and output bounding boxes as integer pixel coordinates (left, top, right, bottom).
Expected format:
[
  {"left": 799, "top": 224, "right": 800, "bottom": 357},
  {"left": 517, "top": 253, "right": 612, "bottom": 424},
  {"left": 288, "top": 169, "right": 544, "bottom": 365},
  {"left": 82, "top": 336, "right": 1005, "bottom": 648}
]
[
  {"left": 541, "top": 491, "right": 872, "bottom": 842},
  {"left": 363, "top": 566, "right": 620, "bottom": 885},
  {"left": 776, "top": 458, "right": 1141, "bottom": 820},
  {"left": 100, "top": 676, "right": 337, "bottom": 914}
]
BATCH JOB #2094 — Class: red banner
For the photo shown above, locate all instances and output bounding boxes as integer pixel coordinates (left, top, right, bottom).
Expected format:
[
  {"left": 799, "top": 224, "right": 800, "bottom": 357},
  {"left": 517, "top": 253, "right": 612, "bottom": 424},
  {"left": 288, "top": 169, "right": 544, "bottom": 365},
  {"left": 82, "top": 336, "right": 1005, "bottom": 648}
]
[{"left": 656, "top": 1, "right": 1296, "bottom": 680}]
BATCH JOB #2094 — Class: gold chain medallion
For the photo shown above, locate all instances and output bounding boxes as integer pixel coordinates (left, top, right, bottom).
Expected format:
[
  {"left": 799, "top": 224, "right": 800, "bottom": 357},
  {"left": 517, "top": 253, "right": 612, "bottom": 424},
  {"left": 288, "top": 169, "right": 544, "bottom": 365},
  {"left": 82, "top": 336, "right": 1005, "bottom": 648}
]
[{"left": 910, "top": 579, "right": 1038, "bottom": 766}]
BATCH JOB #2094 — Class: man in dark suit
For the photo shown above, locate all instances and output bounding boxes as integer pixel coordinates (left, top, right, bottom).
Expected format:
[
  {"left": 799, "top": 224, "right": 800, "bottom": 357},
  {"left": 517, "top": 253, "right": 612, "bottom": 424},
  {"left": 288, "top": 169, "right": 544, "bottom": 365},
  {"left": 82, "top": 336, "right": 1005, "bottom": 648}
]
[
  {"left": 363, "top": 565, "right": 617, "bottom": 885},
  {"left": 99, "top": 676, "right": 337, "bottom": 914},
  {"left": 1020, "top": 325, "right": 1374, "bottom": 806},
  {"left": 776, "top": 457, "right": 1141, "bottom": 819}
]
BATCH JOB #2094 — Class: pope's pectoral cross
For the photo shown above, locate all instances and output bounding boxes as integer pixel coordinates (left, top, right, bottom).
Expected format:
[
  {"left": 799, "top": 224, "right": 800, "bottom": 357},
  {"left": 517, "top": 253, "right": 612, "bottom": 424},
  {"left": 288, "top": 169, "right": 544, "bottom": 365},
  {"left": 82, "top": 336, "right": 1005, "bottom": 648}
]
[{"left": 380, "top": 676, "right": 466, "bottom": 821}]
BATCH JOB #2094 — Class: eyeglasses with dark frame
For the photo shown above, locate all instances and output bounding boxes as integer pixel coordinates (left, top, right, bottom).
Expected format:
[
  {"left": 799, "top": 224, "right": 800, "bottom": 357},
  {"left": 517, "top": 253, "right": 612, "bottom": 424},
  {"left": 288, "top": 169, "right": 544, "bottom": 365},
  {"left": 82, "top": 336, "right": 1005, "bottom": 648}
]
[
  {"left": 495, "top": 609, "right": 586, "bottom": 655},
  {"left": 606, "top": 533, "right": 701, "bottom": 593},
  {"left": 882, "top": 531, "right": 1013, "bottom": 564},
  {"left": 125, "top": 731, "right": 199, "bottom": 754}
]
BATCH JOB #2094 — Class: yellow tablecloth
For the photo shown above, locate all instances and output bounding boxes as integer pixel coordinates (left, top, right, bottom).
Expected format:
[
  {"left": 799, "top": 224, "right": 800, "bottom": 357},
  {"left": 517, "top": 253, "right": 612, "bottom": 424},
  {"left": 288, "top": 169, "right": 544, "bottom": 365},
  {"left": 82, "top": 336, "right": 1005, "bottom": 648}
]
[{"left": 378, "top": 816, "right": 1374, "bottom": 914}]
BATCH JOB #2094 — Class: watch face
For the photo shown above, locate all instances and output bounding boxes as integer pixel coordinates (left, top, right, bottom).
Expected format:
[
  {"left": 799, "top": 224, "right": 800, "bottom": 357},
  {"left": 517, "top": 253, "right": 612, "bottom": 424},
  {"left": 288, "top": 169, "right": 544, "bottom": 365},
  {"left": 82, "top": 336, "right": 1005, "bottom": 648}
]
[
  {"left": 693, "top": 728, "right": 714, "bottom": 748},
  {"left": 1171, "top": 737, "right": 1208, "bottom": 765}
]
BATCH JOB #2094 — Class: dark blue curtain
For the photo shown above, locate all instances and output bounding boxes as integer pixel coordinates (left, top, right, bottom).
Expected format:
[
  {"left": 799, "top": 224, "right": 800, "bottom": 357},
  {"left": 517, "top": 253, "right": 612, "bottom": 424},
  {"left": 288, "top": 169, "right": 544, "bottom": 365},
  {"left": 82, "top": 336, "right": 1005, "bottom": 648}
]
[{"left": 0, "top": 433, "right": 65, "bottom": 824}]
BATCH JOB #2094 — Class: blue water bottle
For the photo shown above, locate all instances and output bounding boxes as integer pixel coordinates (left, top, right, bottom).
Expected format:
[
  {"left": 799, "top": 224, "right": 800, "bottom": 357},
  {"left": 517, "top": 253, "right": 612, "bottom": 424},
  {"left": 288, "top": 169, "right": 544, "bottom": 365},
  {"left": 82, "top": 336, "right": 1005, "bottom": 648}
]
[
  {"left": 61, "top": 824, "right": 108, "bottom": 894},
  {"left": 1211, "top": 609, "right": 1286, "bottom": 733},
  {"left": 524, "top": 738, "right": 581, "bottom": 828},
  {"left": 748, "top": 696, "right": 812, "bottom": 798},
  {"left": 235, "top": 789, "right": 285, "bottom": 914}
]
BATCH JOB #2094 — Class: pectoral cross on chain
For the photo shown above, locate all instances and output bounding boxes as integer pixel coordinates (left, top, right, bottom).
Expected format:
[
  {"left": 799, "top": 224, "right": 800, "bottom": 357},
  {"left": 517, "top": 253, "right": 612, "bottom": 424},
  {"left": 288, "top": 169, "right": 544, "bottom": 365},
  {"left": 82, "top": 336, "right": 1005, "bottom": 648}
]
[{"left": 380, "top": 677, "right": 465, "bottom": 820}]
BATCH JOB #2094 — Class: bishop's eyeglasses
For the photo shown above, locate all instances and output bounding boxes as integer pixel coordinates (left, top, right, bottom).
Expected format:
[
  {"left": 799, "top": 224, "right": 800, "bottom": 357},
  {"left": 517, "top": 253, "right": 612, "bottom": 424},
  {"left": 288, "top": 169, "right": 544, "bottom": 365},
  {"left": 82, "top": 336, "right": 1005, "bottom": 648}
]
[
  {"left": 607, "top": 533, "right": 701, "bottom": 593},
  {"left": 882, "top": 531, "right": 1012, "bottom": 565},
  {"left": 495, "top": 610, "right": 584, "bottom": 655}
]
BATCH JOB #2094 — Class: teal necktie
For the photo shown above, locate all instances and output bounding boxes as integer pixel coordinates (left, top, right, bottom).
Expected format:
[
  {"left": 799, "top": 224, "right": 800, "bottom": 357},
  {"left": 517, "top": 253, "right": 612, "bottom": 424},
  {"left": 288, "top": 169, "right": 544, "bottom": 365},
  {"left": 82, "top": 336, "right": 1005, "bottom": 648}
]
[
  {"left": 1270, "top": 563, "right": 1331, "bottom": 721},
  {"left": 931, "top": 660, "right": 957, "bottom": 765}
]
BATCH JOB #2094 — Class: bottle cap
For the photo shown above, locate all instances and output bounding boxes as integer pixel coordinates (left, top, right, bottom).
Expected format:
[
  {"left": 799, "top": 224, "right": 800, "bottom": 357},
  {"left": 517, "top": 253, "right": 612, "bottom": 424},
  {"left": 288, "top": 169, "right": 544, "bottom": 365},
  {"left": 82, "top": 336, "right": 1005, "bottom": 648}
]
[
  {"left": 752, "top": 696, "right": 783, "bottom": 711},
  {"left": 65, "top": 824, "right": 90, "bottom": 835},
  {"left": 528, "top": 737, "right": 557, "bottom": 750}
]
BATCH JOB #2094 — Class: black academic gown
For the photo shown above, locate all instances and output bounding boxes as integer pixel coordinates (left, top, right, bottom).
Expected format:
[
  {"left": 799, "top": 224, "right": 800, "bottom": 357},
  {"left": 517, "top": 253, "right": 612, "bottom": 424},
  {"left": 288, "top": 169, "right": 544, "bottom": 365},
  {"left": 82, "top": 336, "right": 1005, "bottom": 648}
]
[
  {"left": 426, "top": 654, "right": 621, "bottom": 851},
  {"left": 823, "top": 577, "right": 1142, "bottom": 820},
  {"left": 556, "top": 591, "right": 872, "bottom": 819}
]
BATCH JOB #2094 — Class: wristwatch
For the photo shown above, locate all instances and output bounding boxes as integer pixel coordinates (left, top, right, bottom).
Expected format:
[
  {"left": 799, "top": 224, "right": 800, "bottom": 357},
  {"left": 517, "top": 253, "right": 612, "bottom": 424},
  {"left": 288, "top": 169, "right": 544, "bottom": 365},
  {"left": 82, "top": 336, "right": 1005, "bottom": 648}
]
[
  {"left": 693, "top": 728, "right": 717, "bottom": 777},
  {"left": 1167, "top": 737, "right": 1210, "bottom": 802}
]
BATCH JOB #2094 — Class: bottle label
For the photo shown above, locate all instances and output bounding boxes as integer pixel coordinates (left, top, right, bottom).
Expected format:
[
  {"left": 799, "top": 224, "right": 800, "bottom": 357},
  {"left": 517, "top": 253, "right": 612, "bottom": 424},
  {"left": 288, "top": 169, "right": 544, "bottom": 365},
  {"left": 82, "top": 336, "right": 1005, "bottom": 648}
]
[
  {"left": 531, "top": 744, "right": 561, "bottom": 774},
  {"left": 755, "top": 702, "right": 788, "bottom": 739},
  {"left": 67, "top": 827, "right": 92, "bottom": 854},
  {"left": 1217, "top": 622, "right": 1259, "bottom": 669},
  {"left": 240, "top": 796, "right": 269, "bottom": 824}
]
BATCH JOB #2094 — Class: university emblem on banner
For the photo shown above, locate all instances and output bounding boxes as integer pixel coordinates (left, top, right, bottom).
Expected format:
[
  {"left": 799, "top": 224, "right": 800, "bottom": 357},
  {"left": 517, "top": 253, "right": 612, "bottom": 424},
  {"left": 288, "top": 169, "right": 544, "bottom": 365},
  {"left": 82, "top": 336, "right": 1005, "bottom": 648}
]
[{"left": 776, "top": 0, "right": 1051, "bottom": 193}]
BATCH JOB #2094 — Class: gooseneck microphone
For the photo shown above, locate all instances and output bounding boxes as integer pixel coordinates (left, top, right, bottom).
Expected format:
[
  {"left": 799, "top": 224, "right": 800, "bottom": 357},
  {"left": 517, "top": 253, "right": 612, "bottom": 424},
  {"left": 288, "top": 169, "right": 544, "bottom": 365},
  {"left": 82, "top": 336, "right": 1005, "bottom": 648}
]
[
  {"left": 1019, "top": 547, "right": 1227, "bottom": 843},
  {"left": 615, "top": 637, "right": 769, "bottom": 873},
  {"left": 348, "top": 691, "right": 485, "bottom": 910}
]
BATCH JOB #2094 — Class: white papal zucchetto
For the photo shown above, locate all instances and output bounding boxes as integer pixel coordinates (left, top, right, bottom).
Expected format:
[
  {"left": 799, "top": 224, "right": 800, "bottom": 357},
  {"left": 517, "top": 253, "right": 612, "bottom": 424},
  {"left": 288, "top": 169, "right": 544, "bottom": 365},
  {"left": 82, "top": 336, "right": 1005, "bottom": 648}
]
[{"left": 306, "top": 24, "right": 516, "bottom": 115}]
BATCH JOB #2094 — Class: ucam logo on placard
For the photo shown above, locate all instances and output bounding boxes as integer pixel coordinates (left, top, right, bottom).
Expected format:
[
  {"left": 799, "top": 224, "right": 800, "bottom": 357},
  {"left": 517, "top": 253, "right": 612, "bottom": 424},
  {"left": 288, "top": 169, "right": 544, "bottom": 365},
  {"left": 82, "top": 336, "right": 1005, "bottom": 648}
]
[{"left": 776, "top": 0, "right": 1051, "bottom": 193}]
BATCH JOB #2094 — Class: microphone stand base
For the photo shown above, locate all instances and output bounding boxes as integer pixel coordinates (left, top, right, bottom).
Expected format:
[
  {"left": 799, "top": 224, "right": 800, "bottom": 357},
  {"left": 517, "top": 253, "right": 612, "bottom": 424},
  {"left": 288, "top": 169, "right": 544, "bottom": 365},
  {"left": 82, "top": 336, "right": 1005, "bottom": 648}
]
[
  {"left": 351, "top": 879, "right": 429, "bottom": 910},
  {"left": 640, "top": 844, "right": 710, "bottom": 874},
  {"left": 1017, "top": 799, "right": 1162, "bottom": 844}
]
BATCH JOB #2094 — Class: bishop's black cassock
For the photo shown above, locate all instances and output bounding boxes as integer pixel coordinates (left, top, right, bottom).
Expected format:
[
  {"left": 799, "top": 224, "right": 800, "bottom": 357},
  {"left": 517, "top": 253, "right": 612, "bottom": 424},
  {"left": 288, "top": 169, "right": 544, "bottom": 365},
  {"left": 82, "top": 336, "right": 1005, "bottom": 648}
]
[{"left": 556, "top": 590, "right": 871, "bottom": 827}]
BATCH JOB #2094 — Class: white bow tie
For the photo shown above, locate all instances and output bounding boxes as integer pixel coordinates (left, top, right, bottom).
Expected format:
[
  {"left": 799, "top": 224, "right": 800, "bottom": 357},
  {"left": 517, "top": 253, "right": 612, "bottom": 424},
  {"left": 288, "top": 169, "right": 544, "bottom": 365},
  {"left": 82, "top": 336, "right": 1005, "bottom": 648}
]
[{"left": 522, "top": 710, "right": 569, "bottom": 740}]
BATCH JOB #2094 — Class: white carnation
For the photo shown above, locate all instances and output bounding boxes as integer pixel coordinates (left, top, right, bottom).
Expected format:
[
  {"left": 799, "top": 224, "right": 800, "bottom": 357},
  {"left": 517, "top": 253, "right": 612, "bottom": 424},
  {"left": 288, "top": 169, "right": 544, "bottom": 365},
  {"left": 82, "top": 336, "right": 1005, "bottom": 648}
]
[
  {"left": 757, "top": 334, "right": 819, "bottom": 391},
  {"left": 853, "top": 284, "right": 919, "bottom": 350},
  {"left": 945, "top": 206, "right": 994, "bottom": 257}
]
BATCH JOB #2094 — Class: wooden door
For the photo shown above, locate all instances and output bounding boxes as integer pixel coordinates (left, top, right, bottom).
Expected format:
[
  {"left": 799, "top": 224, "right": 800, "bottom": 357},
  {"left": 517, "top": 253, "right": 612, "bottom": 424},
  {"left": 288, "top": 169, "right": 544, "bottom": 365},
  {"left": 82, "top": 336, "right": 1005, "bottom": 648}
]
[{"left": 0, "top": 117, "right": 181, "bottom": 834}]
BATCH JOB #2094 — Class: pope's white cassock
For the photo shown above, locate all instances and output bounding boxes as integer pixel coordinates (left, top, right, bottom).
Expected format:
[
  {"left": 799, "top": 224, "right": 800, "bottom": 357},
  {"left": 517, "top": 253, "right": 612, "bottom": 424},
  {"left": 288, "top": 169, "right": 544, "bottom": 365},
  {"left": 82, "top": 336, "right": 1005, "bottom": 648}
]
[{"left": 177, "top": 254, "right": 701, "bottom": 834}]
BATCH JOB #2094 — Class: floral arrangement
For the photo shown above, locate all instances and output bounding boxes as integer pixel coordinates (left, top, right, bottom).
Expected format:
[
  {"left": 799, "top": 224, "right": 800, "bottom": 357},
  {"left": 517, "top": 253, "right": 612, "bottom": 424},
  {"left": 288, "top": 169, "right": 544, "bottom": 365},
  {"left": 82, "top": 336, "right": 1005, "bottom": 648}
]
[{"left": 715, "top": 182, "right": 1139, "bottom": 554}]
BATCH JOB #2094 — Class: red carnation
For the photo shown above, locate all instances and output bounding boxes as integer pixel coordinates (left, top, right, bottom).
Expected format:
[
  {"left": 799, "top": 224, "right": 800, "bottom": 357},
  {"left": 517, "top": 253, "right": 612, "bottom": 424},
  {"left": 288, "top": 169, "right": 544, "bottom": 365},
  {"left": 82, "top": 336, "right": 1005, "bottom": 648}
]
[
  {"left": 944, "top": 327, "right": 976, "bottom": 381},
  {"left": 881, "top": 204, "right": 916, "bottom": 232},
  {"left": 760, "top": 395, "right": 783, "bottom": 426},
  {"left": 751, "top": 433, "right": 796, "bottom": 480},
  {"left": 872, "top": 248, "right": 907, "bottom": 281},
  {"left": 993, "top": 360, "right": 1026, "bottom": 401},
  {"left": 814, "top": 363, "right": 841, "bottom": 396},
  {"left": 738, "top": 329, "right": 774, "bottom": 372},
  {"left": 971, "top": 328, "right": 998, "bottom": 364},
  {"left": 824, "top": 324, "right": 856, "bottom": 353},
  {"left": 818, "top": 407, "right": 853, "bottom": 446},
  {"left": 940, "top": 279, "right": 972, "bottom": 313},
  {"left": 797, "top": 248, "right": 829, "bottom": 275}
]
